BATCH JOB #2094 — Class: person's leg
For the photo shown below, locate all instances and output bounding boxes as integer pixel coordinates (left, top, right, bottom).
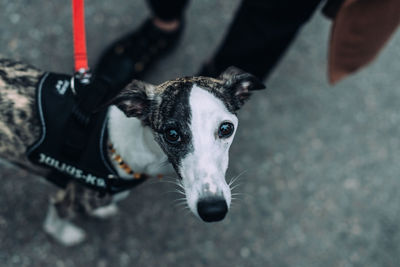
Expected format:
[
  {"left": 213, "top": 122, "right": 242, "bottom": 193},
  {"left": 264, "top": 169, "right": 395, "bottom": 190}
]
[
  {"left": 95, "top": 0, "right": 188, "bottom": 90},
  {"left": 199, "top": 0, "right": 323, "bottom": 80}
]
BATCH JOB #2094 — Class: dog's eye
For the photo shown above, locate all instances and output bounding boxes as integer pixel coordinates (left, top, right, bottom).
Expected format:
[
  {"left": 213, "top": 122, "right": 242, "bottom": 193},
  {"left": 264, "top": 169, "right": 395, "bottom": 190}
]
[
  {"left": 164, "top": 129, "right": 181, "bottom": 144},
  {"left": 218, "top": 122, "right": 234, "bottom": 138}
]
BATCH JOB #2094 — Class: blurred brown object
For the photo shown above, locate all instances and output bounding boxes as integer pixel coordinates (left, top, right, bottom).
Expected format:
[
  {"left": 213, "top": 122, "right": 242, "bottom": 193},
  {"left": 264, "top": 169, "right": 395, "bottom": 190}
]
[{"left": 325, "top": 0, "right": 400, "bottom": 84}]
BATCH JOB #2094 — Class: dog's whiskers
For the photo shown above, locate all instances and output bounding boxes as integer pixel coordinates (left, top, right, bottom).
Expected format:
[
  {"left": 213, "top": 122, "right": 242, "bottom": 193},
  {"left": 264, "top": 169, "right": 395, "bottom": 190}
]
[
  {"left": 230, "top": 191, "right": 251, "bottom": 207},
  {"left": 175, "top": 201, "right": 189, "bottom": 208},
  {"left": 156, "top": 175, "right": 188, "bottom": 211},
  {"left": 173, "top": 198, "right": 189, "bottom": 213},
  {"left": 227, "top": 170, "right": 249, "bottom": 211},
  {"left": 231, "top": 192, "right": 246, "bottom": 197},
  {"left": 176, "top": 179, "right": 185, "bottom": 191},
  {"left": 161, "top": 189, "right": 186, "bottom": 197},
  {"left": 157, "top": 179, "right": 179, "bottom": 186},
  {"left": 228, "top": 170, "right": 247, "bottom": 188},
  {"left": 172, "top": 197, "right": 187, "bottom": 203},
  {"left": 174, "top": 189, "right": 186, "bottom": 195},
  {"left": 154, "top": 176, "right": 185, "bottom": 190},
  {"left": 230, "top": 183, "right": 243, "bottom": 191}
]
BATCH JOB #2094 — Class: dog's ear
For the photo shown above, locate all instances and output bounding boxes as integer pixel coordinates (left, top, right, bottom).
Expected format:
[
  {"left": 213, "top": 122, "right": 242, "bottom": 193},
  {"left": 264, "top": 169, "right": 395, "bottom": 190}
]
[
  {"left": 219, "top": 66, "right": 266, "bottom": 111},
  {"left": 109, "top": 80, "right": 155, "bottom": 119}
]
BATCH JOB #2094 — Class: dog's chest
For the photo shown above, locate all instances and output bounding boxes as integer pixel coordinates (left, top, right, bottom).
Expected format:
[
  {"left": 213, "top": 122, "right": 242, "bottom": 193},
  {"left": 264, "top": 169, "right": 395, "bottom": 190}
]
[{"left": 0, "top": 59, "right": 43, "bottom": 168}]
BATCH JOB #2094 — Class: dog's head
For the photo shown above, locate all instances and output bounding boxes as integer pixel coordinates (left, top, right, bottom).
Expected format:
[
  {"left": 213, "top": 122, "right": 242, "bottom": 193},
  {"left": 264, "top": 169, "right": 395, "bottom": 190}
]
[{"left": 110, "top": 67, "right": 265, "bottom": 222}]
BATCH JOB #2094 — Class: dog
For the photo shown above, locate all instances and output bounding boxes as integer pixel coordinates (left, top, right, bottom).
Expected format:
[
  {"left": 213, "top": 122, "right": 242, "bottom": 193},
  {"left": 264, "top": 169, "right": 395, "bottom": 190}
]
[{"left": 0, "top": 57, "right": 265, "bottom": 246}]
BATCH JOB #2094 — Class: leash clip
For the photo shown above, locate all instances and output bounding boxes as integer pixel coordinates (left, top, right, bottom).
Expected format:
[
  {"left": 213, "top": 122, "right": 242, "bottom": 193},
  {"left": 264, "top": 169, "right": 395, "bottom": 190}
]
[{"left": 71, "top": 68, "right": 91, "bottom": 95}]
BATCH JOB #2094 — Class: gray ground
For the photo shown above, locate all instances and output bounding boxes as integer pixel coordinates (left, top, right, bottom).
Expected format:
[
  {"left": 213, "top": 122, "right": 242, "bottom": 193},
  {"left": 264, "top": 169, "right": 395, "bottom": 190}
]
[{"left": 1, "top": 1, "right": 400, "bottom": 266}]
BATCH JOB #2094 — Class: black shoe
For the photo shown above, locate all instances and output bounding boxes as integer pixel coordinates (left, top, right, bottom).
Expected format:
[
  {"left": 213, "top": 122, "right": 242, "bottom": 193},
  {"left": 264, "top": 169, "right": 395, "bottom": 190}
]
[{"left": 95, "top": 19, "right": 184, "bottom": 90}]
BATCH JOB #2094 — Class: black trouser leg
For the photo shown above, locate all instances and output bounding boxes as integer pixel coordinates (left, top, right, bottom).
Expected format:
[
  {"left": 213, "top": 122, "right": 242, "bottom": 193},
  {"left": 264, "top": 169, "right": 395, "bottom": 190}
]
[
  {"left": 146, "top": 0, "right": 189, "bottom": 21},
  {"left": 200, "top": 0, "right": 323, "bottom": 79}
]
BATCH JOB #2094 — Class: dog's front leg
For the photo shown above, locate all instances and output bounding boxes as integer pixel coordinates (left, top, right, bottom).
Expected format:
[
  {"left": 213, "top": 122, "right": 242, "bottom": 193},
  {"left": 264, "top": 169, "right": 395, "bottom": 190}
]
[
  {"left": 43, "top": 183, "right": 87, "bottom": 246},
  {"left": 89, "top": 191, "right": 130, "bottom": 219}
]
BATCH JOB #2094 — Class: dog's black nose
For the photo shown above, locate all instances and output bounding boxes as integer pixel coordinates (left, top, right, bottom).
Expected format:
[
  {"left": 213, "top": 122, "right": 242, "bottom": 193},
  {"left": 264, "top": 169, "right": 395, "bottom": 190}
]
[{"left": 197, "top": 198, "right": 228, "bottom": 222}]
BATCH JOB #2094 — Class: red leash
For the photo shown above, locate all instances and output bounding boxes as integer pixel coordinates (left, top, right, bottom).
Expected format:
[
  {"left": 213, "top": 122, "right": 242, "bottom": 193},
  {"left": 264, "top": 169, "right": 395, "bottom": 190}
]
[{"left": 72, "top": 0, "right": 89, "bottom": 74}]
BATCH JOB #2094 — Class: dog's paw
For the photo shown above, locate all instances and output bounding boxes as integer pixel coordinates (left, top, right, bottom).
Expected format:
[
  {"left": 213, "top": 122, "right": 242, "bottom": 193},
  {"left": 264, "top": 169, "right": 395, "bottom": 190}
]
[
  {"left": 90, "top": 203, "right": 119, "bottom": 219},
  {"left": 44, "top": 221, "right": 86, "bottom": 246},
  {"left": 43, "top": 204, "right": 86, "bottom": 246}
]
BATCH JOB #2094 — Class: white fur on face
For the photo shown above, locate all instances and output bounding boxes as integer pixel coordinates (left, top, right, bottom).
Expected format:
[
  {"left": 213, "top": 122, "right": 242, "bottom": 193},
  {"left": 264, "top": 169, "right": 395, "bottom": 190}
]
[{"left": 181, "top": 85, "right": 238, "bottom": 217}]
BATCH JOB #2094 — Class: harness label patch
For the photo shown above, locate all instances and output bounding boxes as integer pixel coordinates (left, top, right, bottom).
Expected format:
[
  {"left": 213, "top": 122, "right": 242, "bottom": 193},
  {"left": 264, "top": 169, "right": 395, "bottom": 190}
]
[
  {"left": 38, "top": 153, "right": 106, "bottom": 188},
  {"left": 55, "top": 79, "right": 70, "bottom": 95}
]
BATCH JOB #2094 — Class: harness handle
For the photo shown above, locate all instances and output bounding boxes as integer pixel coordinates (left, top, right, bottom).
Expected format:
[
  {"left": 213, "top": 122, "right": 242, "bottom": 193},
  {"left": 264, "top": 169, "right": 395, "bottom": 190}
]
[{"left": 72, "top": 0, "right": 90, "bottom": 83}]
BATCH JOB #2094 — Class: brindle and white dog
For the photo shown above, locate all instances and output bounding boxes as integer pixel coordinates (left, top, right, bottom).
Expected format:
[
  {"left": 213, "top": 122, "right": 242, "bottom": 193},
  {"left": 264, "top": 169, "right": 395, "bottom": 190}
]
[{"left": 0, "top": 57, "right": 265, "bottom": 245}]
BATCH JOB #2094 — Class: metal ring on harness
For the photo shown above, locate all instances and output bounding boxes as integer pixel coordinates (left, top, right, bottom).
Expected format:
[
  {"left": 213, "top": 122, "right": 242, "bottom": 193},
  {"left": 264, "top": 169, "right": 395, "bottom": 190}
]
[{"left": 70, "top": 69, "right": 92, "bottom": 95}]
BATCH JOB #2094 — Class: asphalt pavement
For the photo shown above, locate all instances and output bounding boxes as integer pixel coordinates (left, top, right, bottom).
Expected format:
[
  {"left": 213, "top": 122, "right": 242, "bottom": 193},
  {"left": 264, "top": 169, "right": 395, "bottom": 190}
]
[{"left": 1, "top": 1, "right": 400, "bottom": 266}]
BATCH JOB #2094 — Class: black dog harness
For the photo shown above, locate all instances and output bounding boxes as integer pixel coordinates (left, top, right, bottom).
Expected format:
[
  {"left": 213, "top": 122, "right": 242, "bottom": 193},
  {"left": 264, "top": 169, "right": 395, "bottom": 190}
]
[{"left": 26, "top": 72, "right": 147, "bottom": 194}]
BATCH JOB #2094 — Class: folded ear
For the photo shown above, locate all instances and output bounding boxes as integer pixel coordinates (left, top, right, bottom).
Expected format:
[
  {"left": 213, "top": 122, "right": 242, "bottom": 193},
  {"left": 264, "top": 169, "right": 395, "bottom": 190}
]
[
  {"left": 109, "top": 80, "right": 155, "bottom": 120},
  {"left": 219, "top": 66, "right": 266, "bottom": 111}
]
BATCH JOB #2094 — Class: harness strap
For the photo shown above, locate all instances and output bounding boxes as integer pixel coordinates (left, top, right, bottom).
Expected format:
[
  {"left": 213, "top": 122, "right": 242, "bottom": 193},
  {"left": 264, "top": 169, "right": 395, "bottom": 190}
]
[
  {"left": 72, "top": 0, "right": 89, "bottom": 73},
  {"left": 62, "top": 77, "right": 113, "bottom": 159}
]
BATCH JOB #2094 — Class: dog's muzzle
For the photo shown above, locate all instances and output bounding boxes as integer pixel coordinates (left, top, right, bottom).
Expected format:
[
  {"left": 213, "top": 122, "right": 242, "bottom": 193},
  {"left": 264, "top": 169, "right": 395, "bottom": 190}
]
[{"left": 197, "top": 197, "right": 228, "bottom": 222}]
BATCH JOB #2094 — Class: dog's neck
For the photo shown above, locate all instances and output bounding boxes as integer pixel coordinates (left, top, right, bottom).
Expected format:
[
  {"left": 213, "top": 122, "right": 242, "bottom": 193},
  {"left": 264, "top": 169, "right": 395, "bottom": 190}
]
[{"left": 107, "top": 106, "right": 169, "bottom": 178}]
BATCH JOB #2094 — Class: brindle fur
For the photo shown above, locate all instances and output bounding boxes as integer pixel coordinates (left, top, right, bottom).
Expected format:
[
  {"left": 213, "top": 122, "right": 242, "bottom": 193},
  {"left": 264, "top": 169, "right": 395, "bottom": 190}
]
[
  {"left": 0, "top": 58, "right": 111, "bottom": 219},
  {"left": 0, "top": 58, "right": 42, "bottom": 167}
]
